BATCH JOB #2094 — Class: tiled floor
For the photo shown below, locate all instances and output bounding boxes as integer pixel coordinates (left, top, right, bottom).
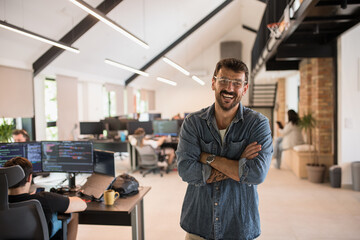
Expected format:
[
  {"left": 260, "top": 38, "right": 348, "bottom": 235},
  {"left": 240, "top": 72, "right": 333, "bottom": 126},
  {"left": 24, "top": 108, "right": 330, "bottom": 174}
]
[{"left": 76, "top": 157, "right": 360, "bottom": 240}]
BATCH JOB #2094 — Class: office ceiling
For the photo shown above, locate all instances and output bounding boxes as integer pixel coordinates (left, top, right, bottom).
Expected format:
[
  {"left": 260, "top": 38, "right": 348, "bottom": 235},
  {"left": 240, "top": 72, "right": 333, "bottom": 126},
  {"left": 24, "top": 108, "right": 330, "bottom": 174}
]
[
  {"left": 261, "top": 0, "right": 360, "bottom": 73},
  {"left": 0, "top": 0, "right": 267, "bottom": 89}
]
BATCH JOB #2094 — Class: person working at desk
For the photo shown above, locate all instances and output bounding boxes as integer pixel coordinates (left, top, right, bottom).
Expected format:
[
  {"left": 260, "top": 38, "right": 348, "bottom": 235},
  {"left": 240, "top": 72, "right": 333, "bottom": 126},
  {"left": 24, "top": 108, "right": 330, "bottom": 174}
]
[
  {"left": 12, "top": 129, "right": 30, "bottom": 142},
  {"left": 130, "top": 127, "right": 176, "bottom": 171},
  {"left": 4, "top": 157, "right": 87, "bottom": 240},
  {"left": 176, "top": 58, "right": 273, "bottom": 240}
]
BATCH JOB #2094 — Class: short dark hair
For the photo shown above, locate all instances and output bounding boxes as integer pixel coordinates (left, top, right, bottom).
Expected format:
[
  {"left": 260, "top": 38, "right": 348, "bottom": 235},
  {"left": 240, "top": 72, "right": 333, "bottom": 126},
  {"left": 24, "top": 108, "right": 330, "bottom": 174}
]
[
  {"left": 213, "top": 58, "right": 249, "bottom": 84},
  {"left": 288, "top": 110, "right": 300, "bottom": 125},
  {"left": 12, "top": 129, "right": 30, "bottom": 141},
  {"left": 4, "top": 157, "right": 33, "bottom": 188},
  {"left": 134, "top": 128, "right": 146, "bottom": 136}
]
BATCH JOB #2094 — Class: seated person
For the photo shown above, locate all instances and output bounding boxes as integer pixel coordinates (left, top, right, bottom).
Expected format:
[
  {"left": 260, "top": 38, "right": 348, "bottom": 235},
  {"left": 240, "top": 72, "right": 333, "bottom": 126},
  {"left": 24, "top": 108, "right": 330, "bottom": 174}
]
[
  {"left": 273, "top": 110, "right": 304, "bottom": 169},
  {"left": 130, "top": 127, "right": 176, "bottom": 170},
  {"left": 12, "top": 129, "right": 30, "bottom": 142},
  {"left": 171, "top": 113, "right": 181, "bottom": 120},
  {"left": 4, "top": 157, "right": 87, "bottom": 240}
]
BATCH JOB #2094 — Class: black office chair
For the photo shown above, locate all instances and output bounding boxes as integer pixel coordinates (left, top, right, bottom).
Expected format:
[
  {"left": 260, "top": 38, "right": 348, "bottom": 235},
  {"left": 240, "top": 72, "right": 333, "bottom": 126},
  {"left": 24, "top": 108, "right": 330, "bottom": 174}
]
[
  {"left": 0, "top": 165, "right": 69, "bottom": 240},
  {"left": 0, "top": 165, "right": 49, "bottom": 239},
  {"left": 135, "top": 145, "right": 166, "bottom": 177}
]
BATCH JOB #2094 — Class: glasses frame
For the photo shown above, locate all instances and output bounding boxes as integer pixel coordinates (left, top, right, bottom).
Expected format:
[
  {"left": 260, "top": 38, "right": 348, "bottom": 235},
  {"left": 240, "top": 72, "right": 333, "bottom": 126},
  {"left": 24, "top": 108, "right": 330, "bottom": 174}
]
[{"left": 213, "top": 76, "right": 247, "bottom": 88}]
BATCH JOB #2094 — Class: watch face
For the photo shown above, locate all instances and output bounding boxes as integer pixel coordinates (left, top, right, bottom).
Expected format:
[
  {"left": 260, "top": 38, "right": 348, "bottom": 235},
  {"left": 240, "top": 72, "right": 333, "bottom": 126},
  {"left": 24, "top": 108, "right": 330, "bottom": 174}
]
[{"left": 206, "top": 154, "right": 215, "bottom": 164}]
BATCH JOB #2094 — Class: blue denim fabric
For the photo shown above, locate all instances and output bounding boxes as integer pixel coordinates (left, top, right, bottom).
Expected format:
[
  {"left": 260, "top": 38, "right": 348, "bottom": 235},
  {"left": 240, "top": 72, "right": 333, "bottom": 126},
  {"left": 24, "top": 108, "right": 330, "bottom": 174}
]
[
  {"left": 50, "top": 213, "right": 72, "bottom": 238},
  {"left": 176, "top": 103, "right": 273, "bottom": 240}
]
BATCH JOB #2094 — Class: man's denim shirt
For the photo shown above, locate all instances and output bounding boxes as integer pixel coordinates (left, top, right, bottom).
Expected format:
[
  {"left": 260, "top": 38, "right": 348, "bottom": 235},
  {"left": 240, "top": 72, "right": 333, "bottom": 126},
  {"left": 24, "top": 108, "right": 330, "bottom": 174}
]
[{"left": 176, "top": 103, "right": 273, "bottom": 240}]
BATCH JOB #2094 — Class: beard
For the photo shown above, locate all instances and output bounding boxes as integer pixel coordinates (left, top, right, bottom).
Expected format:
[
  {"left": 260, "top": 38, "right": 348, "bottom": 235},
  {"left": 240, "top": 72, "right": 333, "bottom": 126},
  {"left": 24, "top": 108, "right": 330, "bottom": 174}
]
[{"left": 215, "top": 90, "right": 242, "bottom": 111}]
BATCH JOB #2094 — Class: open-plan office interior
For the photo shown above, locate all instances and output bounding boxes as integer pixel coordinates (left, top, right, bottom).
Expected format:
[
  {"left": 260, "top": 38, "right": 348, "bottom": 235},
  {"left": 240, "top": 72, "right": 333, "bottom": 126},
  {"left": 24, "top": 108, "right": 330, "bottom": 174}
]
[{"left": 1, "top": 0, "right": 360, "bottom": 239}]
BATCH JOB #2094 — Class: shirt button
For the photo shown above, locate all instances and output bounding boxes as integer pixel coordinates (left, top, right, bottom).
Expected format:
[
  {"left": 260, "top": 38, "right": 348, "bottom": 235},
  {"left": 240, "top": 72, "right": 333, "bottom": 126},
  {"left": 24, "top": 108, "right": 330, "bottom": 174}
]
[
  {"left": 216, "top": 217, "right": 219, "bottom": 221},
  {"left": 216, "top": 187, "right": 219, "bottom": 190},
  {"left": 215, "top": 202, "right": 218, "bottom": 206}
]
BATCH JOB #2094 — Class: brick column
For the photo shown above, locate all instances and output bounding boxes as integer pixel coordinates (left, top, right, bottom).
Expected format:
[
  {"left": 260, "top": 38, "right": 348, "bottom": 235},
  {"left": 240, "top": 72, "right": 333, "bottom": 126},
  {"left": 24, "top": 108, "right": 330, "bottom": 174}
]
[
  {"left": 275, "top": 78, "right": 286, "bottom": 137},
  {"left": 299, "top": 58, "right": 335, "bottom": 169}
]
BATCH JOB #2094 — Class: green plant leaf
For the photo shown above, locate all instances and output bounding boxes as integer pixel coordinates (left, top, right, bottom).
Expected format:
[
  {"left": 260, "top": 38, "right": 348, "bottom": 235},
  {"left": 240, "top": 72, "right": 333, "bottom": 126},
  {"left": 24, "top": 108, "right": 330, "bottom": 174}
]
[{"left": 0, "top": 118, "right": 14, "bottom": 143}]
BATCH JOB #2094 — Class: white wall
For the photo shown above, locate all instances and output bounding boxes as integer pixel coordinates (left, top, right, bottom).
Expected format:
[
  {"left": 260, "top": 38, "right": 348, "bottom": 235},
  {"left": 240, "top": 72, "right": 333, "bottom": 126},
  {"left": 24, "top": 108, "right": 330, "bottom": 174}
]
[
  {"left": 57, "top": 75, "right": 78, "bottom": 140},
  {"left": 285, "top": 73, "right": 300, "bottom": 113},
  {"left": 155, "top": 23, "right": 254, "bottom": 119},
  {"left": 78, "top": 81, "right": 104, "bottom": 122},
  {"left": 34, "top": 75, "right": 47, "bottom": 140},
  {"left": 338, "top": 23, "right": 360, "bottom": 185}
]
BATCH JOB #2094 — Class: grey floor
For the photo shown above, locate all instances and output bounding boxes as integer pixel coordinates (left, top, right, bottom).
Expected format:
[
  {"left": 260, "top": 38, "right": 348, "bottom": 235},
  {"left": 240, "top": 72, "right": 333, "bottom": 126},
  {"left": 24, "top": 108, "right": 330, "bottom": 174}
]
[{"left": 76, "top": 157, "right": 360, "bottom": 240}]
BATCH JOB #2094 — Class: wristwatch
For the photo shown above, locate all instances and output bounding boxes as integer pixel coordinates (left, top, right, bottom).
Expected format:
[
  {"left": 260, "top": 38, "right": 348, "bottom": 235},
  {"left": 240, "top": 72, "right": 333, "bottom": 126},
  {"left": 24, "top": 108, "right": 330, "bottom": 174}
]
[{"left": 206, "top": 154, "right": 216, "bottom": 165}]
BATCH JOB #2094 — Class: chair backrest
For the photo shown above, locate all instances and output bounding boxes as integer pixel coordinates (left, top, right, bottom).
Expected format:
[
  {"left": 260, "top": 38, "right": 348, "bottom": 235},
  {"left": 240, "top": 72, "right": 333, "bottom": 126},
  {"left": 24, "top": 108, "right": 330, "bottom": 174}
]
[
  {"left": 135, "top": 145, "right": 159, "bottom": 168},
  {"left": 0, "top": 165, "right": 49, "bottom": 240}
]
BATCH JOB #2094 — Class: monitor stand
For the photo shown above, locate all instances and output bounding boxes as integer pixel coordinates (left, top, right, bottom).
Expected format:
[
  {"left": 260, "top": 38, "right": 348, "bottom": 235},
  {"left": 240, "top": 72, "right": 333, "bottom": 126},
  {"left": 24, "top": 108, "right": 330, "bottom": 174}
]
[{"left": 67, "top": 173, "right": 78, "bottom": 192}]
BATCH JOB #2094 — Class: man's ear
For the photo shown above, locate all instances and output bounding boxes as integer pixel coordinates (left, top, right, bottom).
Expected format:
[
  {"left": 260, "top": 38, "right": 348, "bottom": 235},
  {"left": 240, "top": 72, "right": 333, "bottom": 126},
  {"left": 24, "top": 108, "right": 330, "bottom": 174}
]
[
  {"left": 211, "top": 77, "right": 216, "bottom": 90},
  {"left": 27, "top": 173, "right": 33, "bottom": 183},
  {"left": 242, "top": 84, "right": 249, "bottom": 96}
]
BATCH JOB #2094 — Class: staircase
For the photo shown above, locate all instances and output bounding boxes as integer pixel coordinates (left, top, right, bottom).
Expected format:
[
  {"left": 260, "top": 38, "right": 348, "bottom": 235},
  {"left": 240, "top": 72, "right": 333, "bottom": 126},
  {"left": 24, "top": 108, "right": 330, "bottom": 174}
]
[{"left": 249, "top": 83, "right": 277, "bottom": 107}]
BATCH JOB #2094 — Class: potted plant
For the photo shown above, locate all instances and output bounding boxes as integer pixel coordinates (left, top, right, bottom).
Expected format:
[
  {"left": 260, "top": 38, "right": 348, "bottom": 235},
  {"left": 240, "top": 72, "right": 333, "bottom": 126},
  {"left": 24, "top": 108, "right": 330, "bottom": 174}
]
[
  {"left": 299, "top": 113, "right": 325, "bottom": 183},
  {"left": 0, "top": 118, "right": 14, "bottom": 143}
]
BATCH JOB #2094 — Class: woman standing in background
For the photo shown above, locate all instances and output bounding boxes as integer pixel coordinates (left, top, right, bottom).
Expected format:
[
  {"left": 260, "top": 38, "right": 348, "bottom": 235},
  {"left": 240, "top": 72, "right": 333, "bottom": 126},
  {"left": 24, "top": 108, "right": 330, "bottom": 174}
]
[{"left": 273, "top": 110, "right": 304, "bottom": 169}]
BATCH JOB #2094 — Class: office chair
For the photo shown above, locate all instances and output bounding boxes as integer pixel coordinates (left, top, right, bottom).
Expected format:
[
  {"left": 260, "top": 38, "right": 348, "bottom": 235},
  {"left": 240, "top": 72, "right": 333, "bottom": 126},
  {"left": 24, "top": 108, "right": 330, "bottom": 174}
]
[
  {"left": 0, "top": 165, "right": 49, "bottom": 239},
  {"left": 0, "top": 165, "right": 69, "bottom": 240},
  {"left": 135, "top": 145, "right": 166, "bottom": 177}
]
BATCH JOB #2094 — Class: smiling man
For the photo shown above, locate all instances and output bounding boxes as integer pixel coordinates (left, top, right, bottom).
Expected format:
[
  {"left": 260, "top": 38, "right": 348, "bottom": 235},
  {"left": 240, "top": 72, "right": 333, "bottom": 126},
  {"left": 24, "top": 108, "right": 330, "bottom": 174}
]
[{"left": 176, "top": 58, "right": 273, "bottom": 240}]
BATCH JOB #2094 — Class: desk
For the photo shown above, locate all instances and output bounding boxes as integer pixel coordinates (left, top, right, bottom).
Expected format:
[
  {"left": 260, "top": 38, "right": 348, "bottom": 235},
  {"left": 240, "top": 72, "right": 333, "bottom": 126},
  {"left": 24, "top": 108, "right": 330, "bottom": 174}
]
[
  {"left": 92, "top": 141, "right": 128, "bottom": 153},
  {"left": 79, "top": 186, "right": 151, "bottom": 240}
]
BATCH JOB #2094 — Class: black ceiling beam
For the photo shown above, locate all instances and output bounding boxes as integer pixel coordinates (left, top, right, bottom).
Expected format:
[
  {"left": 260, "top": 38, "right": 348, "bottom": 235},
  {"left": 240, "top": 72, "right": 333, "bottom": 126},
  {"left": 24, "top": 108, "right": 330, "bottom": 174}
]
[
  {"left": 302, "top": 15, "right": 359, "bottom": 24},
  {"left": 33, "top": 0, "right": 123, "bottom": 77},
  {"left": 125, "top": 0, "right": 233, "bottom": 86},
  {"left": 275, "top": 44, "right": 335, "bottom": 60},
  {"left": 266, "top": 59, "right": 299, "bottom": 71},
  {"left": 242, "top": 24, "right": 257, "bottom": 33},
  {"left": 316, "top": 0, "right": 360, "bottom": 6}
]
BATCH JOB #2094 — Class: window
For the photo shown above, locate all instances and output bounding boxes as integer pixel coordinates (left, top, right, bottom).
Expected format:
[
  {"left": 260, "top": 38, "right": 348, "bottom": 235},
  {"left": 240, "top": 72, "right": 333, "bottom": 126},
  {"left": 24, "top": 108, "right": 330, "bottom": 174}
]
[
  {"left": 136, "top": 89, "right": 148, "bottom": 114},
  {"left": 44, "top": 78, "right": 58, "bottom": 140},
  {"left": 103, "top": 87, "right": 116, "bottom": 118}
]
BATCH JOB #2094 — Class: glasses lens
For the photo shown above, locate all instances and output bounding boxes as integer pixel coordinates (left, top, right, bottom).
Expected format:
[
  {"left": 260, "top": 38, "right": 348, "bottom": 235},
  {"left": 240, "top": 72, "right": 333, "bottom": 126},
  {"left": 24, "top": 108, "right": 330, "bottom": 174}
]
[{"left": 216, "top": 77, "right": 243, "bottom": 87}]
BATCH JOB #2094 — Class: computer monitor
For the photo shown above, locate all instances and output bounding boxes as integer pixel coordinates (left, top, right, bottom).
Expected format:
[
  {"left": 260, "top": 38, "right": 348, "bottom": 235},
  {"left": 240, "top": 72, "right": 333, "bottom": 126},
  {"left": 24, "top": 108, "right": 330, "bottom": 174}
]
[
  {"left": 127, "top": 121, "right": 153, "bottom": 135},
  {"left": 0, "top": 142, "right": 42, "bottom": 172},
  {"left": 152, "top": 120, "right": 179, "bottom": 137},
  {"left": 42, "top": 141, "right": 93, "bottom": 190},
  {"left": 102, "top": 118, "right": 138, "bottom": 131},
  {"left": 93, "top": 149, "right": 116, "bottom": 177},
  {"left": 177, "top": 119, "right": 184, "bottom": 131},
  {"left": 42, "top": 141, "right": 93, "bottom": 173},
  {"left": 148, "top": 113, "right": 162, "bottom": 121},
  {"left": 80, "top": 122, "right": 104, "bottom": 135}
]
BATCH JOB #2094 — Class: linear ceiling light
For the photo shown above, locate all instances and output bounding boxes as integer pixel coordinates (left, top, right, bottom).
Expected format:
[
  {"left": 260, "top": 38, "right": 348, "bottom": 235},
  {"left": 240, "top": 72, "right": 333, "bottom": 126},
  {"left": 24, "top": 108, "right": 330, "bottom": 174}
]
[
  {"left": 162, "top": 57, "right": 190, "bottom": 76},
  {"left": 0, "top": 20, "right": 79, "bottom": 53},
  {"left": 192, "top": 75, "right": 205, "bottom": 85},
  {"left": 69, "top": 0, "right": 149, "bottom": 49},
  {"left": 156, "top": 77, "right": 177, "bottom": 86},
  {"left": 105, "top": 59, "right": 149, "bottom": 77}
]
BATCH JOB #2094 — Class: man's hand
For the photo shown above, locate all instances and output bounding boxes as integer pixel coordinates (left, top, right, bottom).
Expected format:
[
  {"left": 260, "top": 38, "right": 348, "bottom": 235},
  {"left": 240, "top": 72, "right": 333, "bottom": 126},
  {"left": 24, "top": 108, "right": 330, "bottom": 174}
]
[
  {"left": 206, "top": 168, "right": 229, "bottom": 183},
  {"left": 241, "top": 142, "right": 261, "bottom": 160}
]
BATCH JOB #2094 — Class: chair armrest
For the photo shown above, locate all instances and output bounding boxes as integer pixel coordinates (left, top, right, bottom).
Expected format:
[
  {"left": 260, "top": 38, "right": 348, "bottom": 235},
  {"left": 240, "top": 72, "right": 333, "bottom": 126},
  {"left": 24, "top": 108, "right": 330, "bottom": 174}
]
[{"left": 57, "top": 213, "right": 71, "bottom": 240}]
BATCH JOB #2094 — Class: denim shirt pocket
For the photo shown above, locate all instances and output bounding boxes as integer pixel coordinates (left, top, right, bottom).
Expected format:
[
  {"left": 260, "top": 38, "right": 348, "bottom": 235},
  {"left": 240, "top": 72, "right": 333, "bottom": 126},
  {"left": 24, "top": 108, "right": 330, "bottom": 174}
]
[
  {"left": 226, "top": 139, "right": 248, "bottom": 159},
  {"left": 199, "top": 138, "right": 215, "bottom": 153}
]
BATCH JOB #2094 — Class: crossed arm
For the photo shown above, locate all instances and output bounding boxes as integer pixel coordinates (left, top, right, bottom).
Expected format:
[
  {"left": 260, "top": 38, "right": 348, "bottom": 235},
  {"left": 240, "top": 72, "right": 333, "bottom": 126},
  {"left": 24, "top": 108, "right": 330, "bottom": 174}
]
[{"left": 199, "top": 142, "right": 261, "bottom": 183}]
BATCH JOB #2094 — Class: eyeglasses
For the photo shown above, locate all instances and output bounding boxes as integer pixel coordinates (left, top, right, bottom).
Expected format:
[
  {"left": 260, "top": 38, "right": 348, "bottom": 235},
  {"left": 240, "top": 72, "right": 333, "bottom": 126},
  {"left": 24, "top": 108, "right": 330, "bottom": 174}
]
[{"left": 213, "top": 76, "right": 247, "bottom": 87}]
